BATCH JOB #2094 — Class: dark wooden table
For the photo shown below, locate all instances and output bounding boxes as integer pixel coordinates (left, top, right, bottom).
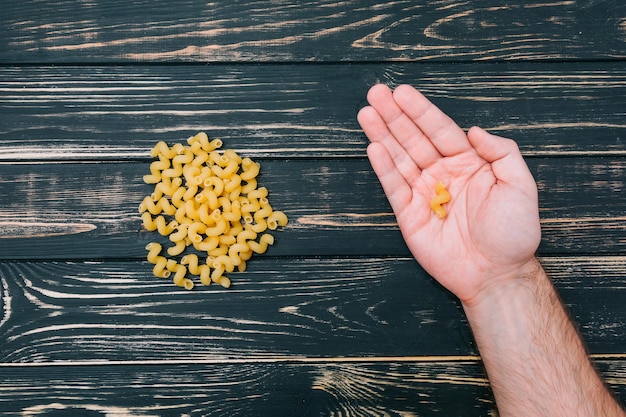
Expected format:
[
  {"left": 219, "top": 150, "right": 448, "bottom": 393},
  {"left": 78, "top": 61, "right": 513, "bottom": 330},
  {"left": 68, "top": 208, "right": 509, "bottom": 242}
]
[{"left": 1, "top": 1, "right": 625, "bottom": 415}]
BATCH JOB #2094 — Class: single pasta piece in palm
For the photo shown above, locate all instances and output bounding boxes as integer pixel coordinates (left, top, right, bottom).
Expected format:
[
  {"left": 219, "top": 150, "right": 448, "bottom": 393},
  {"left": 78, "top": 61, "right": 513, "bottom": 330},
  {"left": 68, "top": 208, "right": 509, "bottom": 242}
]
[{"left": 430, "top": 181, "right": 451, "bottom": 219}]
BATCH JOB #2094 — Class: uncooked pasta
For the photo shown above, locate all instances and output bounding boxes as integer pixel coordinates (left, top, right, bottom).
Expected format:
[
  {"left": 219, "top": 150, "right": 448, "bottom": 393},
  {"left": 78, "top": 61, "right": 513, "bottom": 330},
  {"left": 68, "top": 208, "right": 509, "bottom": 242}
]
[{"left": 139, "top": 132, "right": 288, "bottom": 289}]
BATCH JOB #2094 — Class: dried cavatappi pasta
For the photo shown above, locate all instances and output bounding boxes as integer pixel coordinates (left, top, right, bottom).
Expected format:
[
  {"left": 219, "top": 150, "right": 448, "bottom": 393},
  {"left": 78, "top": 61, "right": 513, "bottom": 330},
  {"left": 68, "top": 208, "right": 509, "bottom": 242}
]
[
  {"left": 430, "top": 181, "right": 451, "bottom": 219},
  {"left": 139, "top": 132, "right": 288, "bottom": 289}
]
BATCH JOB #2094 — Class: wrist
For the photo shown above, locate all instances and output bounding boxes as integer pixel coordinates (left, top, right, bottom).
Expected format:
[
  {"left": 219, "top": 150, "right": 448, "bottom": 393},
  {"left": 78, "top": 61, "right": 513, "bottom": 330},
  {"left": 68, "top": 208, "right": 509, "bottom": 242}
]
[{"left": 460, "top": 257, "right": 545, "bottom": 313}]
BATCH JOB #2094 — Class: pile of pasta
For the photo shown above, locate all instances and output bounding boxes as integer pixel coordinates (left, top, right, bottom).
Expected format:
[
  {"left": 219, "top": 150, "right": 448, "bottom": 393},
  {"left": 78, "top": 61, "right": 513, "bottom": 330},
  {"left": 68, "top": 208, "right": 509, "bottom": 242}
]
[{"left": 139, "top": 132, "right": 288, "bottom": 289}]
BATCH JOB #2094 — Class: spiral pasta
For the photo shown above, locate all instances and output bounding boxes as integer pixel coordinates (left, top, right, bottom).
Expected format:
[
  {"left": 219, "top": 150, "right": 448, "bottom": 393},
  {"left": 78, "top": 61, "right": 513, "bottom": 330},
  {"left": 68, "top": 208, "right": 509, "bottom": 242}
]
[
  {"left": 140, "top": 132, "right": 288, "bottom": 289},
  {"left": 430, "top": 181, "right": 451, "bottom": 219}
]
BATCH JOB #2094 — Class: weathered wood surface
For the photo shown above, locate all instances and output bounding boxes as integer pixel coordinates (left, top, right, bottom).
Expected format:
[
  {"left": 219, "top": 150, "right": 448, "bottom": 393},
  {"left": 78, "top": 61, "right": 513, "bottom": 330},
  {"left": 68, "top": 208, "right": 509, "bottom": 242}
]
[
  {"left": 1, "top": 257, "right": 625, "bottom": 363},
  {"left": 1, "top": 0, "right": 625, "bottom": 414},
  {"left": 1, "top": 64, "right": 625, "bottom": 159},
  {"left": 2, "top": 0, "right": 625, "bottom": 63},
  {"left": 1, "top": 359, "right": 625, "bottom": 417},
  {"left": 0, "top": 158, "right": 624, "bottom": 259},
  {"left": 0, "top": 361, "right": 494, "bottom": 416}
]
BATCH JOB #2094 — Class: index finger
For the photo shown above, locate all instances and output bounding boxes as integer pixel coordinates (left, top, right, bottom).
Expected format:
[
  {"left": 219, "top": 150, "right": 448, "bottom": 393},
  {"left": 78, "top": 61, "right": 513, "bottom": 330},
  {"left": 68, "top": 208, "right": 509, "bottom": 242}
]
[
  {"left": 392, "top": 85, "right": 472, "bottom": 157},
  {"left": 364, "top": 84, "right": 441, "bottom": 170}
]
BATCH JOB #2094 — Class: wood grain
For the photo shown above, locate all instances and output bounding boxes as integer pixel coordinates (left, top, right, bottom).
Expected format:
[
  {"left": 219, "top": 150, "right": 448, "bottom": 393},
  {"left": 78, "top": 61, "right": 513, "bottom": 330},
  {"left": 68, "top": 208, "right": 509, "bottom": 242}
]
[
  {"left": 0, "top": 257, "right": 624, "bottom": 363},
  {"left": 1, "top": 359, "right": 625, "bottom": 416},
  {"left": 2, "top": 0, "right": 625, "bottom": 414},
  {"left": 2, "top": 0, "right": 625, "bottom": 63},
  {"left": 0, "top": 158, "right": 624, "bottom": 259},
  {"left": 0, "top": 361, "right": 494, "bottom": 416},
  {"left": 1, "top": 64, "right": 625, "bottom": 160}
]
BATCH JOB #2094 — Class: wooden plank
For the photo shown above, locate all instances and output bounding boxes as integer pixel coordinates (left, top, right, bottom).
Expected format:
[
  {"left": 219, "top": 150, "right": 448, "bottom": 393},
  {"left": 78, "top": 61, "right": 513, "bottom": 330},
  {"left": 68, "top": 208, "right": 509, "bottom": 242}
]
[
  {"left": 1, "top": 64, "right": 625, "bottom": 159},
  {"left": 1, "top": 257, "right": 625, "bottom": 363},
  {"left": 0, "top": 258, "right": 470, "bottom": 362},
  {"left": 0, "top": 158, "right": 624, "bottom": 259},
  {"left": 2, "top": 0, "right": 625, "bottom": 63},
  {"left": 0, "top": 359, "right": 624, "bottom": 416},
  {"left": 0, "top": 361, "right": 495, "bottom": 416}
]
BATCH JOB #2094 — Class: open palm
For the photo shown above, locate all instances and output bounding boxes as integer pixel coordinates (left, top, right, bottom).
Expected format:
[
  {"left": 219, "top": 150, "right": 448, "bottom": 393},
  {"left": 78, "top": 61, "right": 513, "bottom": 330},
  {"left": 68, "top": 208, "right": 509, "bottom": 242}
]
[{"left": 357, "top": 84, "right": 541, "bottom": 303}]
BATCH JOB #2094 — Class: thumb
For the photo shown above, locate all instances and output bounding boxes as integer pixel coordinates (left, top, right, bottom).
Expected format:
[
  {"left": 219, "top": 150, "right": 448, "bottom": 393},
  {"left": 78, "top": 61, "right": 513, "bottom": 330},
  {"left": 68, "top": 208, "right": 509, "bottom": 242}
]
[{"left": 467, "top": 126, "right": 536, "bottom": 187}]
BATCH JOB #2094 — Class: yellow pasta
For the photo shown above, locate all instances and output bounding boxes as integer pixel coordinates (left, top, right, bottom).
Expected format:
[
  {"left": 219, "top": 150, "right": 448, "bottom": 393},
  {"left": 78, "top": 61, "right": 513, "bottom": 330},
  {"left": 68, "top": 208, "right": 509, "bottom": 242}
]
[
  {"left": 213, "top": 275, "right": 231, "bottom": 289},
  {"left": 139, "top": 132, "right": 288, "bottom": 290},
  {"left": 205, "top": 217, "right": 227, "bottom": 237},
  {"left": 145, "top": 242, "right": 170, "bottom": 278},
  {"left": 267, "top": 211, "right": 288, "bottom": 230},
  {"left": 184, "top": 200, "right": 201, "bottom": 221},
  {"left": 167, "top": 240, "right": 186, "bottom": 256},
  {"left": 182, "top": 184, "right": 198, "bottom": 201},
  {"left": 240, "top": 158, "right": 260, "bottom": 181},
  {"left": 181, "top": 254, "right": 201, "bottom": 274},
  {"left": 207, "top": 243, "right": 229, "bottom": 257},
  {"left": 224, "top": 174, "right": 242, "bottom": 193},
  {"left": 169, "top": 224, "right": 188, "bottom": 242},
  {"left": 211, "top": 158, "right": 239, "bottom": 178},
  {"left": 430, "top": 181, "right": 451, "bottom": 219},
  {"left": 145, "top": 242, "right": 162, "bottom": 263},
  {"left": 170, "top": 185, "right": 186, "bottom": 208},
  {"left": 190, "top": 152, "right": 209, "bottom": 168},
  {"left": 254, "top": 201, "right": 273, "bottom": 223},
  {"left": 210, "top": 264, "right": 225, "bottom": 282},
  {"left": 143, "top": 155, "right": 170, "bottom": 184},
  {"left": 226, "top": 221, "right": 244, "bottom": 238},
  {"left": 141, "top": 213, "right": 178, "bottom": 236},
  {"left": 240, "top": 178, "right": 257, "bottom": 195},
  {"left": 166, "top": 259, "right": 192, "bottom": 289},
  {"left": 219, "top": 234, "right": 237, "bottom": 246},
  {"left": 198, "top": 265, "right": 212, "bottom": 285},
  {"left": 187, "top": 222, "right": 207, "bottom": 244},
  {"left": 240, "top": 198, "right": 260, "bottom": 216},
  {"left": 187, "top": 132, "right": 222, "bottom": 153},
  {"left": 204, "top": 176, "right": 224, "bottom": 196},
  {"left": 222, "top": 200, "right": 241, "bottom": 223},
  {"left": 236, "top": 228, "right": 257, "bottom": 244},
  {"left": 247, "top": 187, "right": 268, "bottom": 200},
  {"left": 154, "top": 176, "right": 182, "bottom": 199},
  {"left": 139, "top": 196, "right": 176, "bottom": 216},
  {"left": 212, "top": 254, "right": 236, "bottom": 272},
  {"left": 227, "top": 242, "right": 249, "bottom": 266},
  {"left": 162, "top": 149, "right": 193, "bottom": 179},
  {"left": 196, "top": 235, "right": 219, "bottom": 252},
  {"left": 247, "top": 234, "right": 274, "bottom": 254},
  {"left": 150, "top": 141, "right": 178, "bottom": 159}
]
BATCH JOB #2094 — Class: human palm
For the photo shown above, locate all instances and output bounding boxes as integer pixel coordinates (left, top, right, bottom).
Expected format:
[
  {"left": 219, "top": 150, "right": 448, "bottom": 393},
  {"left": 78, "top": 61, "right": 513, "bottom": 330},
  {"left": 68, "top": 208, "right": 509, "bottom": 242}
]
[{"left": 358, "top": 84, "right": 541, "bottom": 303}]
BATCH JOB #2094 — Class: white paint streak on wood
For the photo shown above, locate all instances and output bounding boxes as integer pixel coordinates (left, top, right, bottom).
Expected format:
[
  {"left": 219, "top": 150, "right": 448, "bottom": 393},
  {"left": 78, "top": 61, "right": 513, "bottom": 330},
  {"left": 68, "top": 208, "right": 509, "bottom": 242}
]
[
  {"left": 38, "top": 108, "right": 315, "bottom": 117},
  {"left": 130, "top": 123, "right": 361, "bottom": 134},
  {"left": 0, "top": 221, "right": 96, "bottom": 239},
  {"left": 0, "top": 86, "right": 172, "bottom": 93},
  {"left": 1, "top": 353, "right": 624, "bottom": 368},
  {"left": 121, "top": 14, "right": 390, "bottom": 61},
  {"left": 0, "top": 146, "right": 149, "bottom": 161},
  {"left": 20, "top": 402, "right": 158, "bottom": 417},
  {"left": 296, "top": 213, "right": 397, "bottom": 228},
  {"left": 488, "top": 122, "right": 626, "bottom": 131},
  {"left": 9, "top": 323, "right": 295, "bottom": 342},
  {"left": 0, "top": 277, "right": 12, "bottom": 330}
]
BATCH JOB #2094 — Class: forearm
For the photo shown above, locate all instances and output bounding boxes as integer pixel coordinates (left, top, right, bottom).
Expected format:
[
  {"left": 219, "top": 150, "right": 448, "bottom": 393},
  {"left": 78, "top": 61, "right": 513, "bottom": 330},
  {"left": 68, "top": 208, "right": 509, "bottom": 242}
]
[{"left": 462, "top": 258, "right": 625, "bottom": 417}]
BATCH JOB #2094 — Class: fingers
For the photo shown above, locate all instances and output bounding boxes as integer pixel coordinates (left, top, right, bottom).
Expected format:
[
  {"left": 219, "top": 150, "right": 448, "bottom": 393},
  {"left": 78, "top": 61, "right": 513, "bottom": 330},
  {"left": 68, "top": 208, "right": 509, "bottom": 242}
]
[
  {"left": 392, "top": 84, "right": 472, "bottom": 158},
  {"left": 366, "top": 142, "right": 413, "bottom": 216},
  {"left": 357, "top": 103, "right": 422, "bottom": 187},
  {"left": 467, "top": 126, "right": 536, "bottom": 188},
  {"left": 360, "top": 84, "right": 441, "bottom": 170}
]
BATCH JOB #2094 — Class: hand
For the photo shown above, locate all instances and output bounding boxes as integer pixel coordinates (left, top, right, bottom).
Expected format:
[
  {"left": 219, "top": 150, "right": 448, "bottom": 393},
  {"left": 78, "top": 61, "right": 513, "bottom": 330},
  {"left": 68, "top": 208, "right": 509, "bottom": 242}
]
[{"left": 357, "top": 84, "right": 541, "bottom": 304}]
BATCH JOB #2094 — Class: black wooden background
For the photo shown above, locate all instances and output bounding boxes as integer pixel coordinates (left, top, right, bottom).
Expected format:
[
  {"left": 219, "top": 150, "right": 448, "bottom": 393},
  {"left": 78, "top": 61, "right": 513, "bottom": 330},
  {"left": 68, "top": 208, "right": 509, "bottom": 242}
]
[{"left": 1, "top": 1, "right": 625, "bottom": 416}]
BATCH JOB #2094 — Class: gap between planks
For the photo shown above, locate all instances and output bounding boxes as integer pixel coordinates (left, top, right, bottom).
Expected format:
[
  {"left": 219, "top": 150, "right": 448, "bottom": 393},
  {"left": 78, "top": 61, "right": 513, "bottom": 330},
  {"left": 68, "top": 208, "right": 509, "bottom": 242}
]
[
  {"left": 1, "top": 149, "right": 626, "bottom": 164},
  {"left": 2, "top": 354, "right": 625, "bottom": 368}
]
